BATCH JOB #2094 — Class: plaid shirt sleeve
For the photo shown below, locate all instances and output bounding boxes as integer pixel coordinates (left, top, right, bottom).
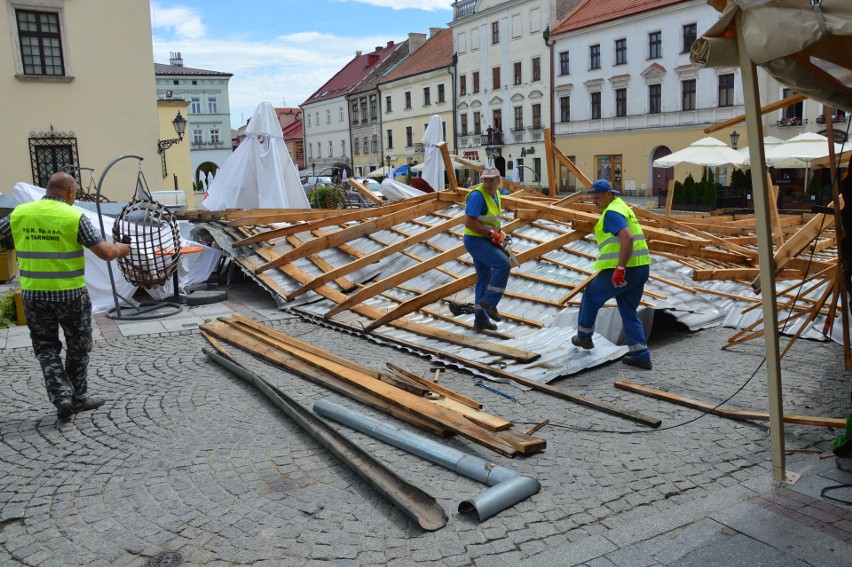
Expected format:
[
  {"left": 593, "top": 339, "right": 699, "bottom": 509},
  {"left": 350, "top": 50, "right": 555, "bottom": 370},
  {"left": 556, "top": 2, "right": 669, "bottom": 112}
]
[
  {"left": 0, "top": 214, "right": 11, "bottom": 240},
  {"left": 78, "top": 215, "right": 105, "bottom": 248}
]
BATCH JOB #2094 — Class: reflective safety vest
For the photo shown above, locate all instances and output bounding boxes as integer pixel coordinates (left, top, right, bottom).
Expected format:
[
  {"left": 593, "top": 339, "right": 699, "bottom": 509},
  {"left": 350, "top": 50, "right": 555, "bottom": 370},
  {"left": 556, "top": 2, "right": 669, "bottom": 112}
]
[
  {"left": 10, "top": 199, "right": 86, "bottom": 291},
  {"left": 463, "top": 184, "right": 502, "bottom": 237},
  {"left": 592, "top": 198, "right": 651, "bottom": 270}
]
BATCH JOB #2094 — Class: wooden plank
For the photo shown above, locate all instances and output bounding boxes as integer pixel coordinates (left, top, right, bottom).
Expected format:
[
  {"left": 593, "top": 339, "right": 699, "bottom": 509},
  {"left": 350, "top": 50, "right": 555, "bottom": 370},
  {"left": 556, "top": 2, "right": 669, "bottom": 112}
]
[
  {"left": 766, "top": 172, "right": 784, "bottom": 248},
  {"left": 386, "top": 363, "right": 482, "bottom": 409},
  {"left": 246, "top": 241, "right": 544, "bottom": 361},
  {"left": 255, "top": 197, "right": 447, "bottom": 273},
  {"left": 201, "top": 320, "right": 526, "bottom": 456},
  {"left": 365, "top": 224, "right": 585, "bottom": 332},
  {"left": 288, "top": 215, "right": 465, "bottom": 300},
  {"left": 750, "top": 212, "right": 835, "bottom": 292},
  {"left": 615, "top": 381, "right": 845, "bottom": 428},
  {"left": 543, "top": 127, "right": 557, "bottom": 196},
  {"left": 201, "top": 320, "right": 450, "bottom": 436},
  {"left": 665, "top": 178, "right": 675, "bottom": 217},
  {"left": 348, "top": 178, "right": 384, "bottom": 205},
  {"left": 703, "top": 92, "right": 807, "bottom": 133}
]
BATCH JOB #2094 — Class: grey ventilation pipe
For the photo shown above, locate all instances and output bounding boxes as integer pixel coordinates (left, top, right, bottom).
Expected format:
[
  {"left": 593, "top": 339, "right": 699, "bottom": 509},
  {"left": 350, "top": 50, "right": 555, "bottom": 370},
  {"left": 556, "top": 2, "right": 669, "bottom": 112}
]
[{"left": 313, "top": 399, "right": 540, "bottom": 521}]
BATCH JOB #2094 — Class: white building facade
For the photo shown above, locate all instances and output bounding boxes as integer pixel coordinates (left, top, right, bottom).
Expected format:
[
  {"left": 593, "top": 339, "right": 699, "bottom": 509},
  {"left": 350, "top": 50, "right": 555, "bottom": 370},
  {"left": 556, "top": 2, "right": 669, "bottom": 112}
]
[
  {"left": 155, "top": 53, "right": 233, "bottom": 186},
  {"left": 550, "top": 0, "right": 744, "bottom": 195},
  {"left": 451, "top": 0, "right": 557, "bottom": 188}
]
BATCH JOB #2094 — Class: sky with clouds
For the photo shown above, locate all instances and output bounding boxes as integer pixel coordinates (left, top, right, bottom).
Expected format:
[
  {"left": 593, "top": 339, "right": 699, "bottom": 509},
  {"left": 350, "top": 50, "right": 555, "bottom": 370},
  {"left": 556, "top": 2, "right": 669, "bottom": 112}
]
[{"left": 150, "top": 1, "right": 453, "bottom": 130}]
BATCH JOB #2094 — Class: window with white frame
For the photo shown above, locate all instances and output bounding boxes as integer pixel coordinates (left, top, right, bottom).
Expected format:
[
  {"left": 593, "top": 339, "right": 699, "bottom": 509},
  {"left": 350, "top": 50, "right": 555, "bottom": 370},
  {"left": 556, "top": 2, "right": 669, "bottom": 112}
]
[
  {"left": 591, "top": 92, "right": 601, "bottom": 119},
  {"left": 682, "top": 79, "right": 696, "bottom": 110},
  {"left": 339, "top": 106, "right": 344, "bottom": 121},
  {"left": 360, "top": 98, "right": 368, "bottom": 124},
  {"left": 532, "top": 57, "right": 541, "bottom": 82},
  {"left": 512, "top": 14, "right": 521, "bottom": 39},
  {"left": 590, "top": 44, "right": 600, "bottom": 70},
  {"left": 13, "top": 5, "right": 68, "bottom": 77},
  {"left": 340, "top": 139, "right": 346, "bottom": 157},
  {"left": 316, "top": 142, "right": 321, "bottom": 158},
  {"left": 387, "top": 129, "right": 393, "bottom": 149},
  {"left": 423, "top": 86, "right": 431, "bottom": 106},
  {"left": 437, "top": 83, "right": 445, "bottom": 103},
  {"left": 461, "top": 114, "right": 468, "bottom": 135},
  {"left": 193, "top": 129, "right": 203, "bottom": 144},
  {"left": 385, "top": 95, "right": 392, "bottom": 112},
  {"left": 191, "top": 97, "right": 201, "bottom": 113},
  {"left": 351, "top": 101, "right": 359, "bottom": 124},
  {"left": 326, "top": 110, "right": 331, "bottom": 124},
  {"left": 559, "top": 51, "right": 569, "bottom": 75},
  {"left": 308, "top": 144, "right": 313, "bottom": 159},
  {"left": 648, "top": 84, "right": 661, "bottom": 114},
  {"left": 682, "top": 23, "right": 697, "bottom": 54},
  {"left": 371, "top": 135, "right": 377, "bottom": 153},
  {"left": 354, "top": 137, "right": 360, "bottom": 154},
  {"left": 473, "top": 111, "right": 481, "bottom": 134},
  {"left": 210, "top": 128, "right": 220, "bottom": 143},
  {"left": 560, "top": 96, "right": 571, "bottom": 122},
  {"left": 718, "top": 73, "right": 734, "bottom": 107},
  {"left": 513, "top": 62, "right": 522, "bottom": 86},
  {"left": 369, "top": 95, "right": 377, "bottom": 120},
  {"left": 405, "top": 126, "right": 413, "bottom": 147},
  {"left": 328, "top": 141, "right": 333, "bottom": 157},
  {"left": 491, "top": 21, "right": 499, "bottom": 44},
  {"left": 615, "top": 39, "right": 627, "bottom": 65},
  {"left": 404, "top": 91, "right": 412, "bottom": 109},
  {"left": 649, "top": 32, "right": 662, "bottom": 59},
  {"left": 615, "top": 88, "right": 627, "bottom": 117},
  {"left": 208, "top": 96, "right": 217, "bottom": 113},
  {"left": 307, "top": 113, "right": 312, "bottom": 127}
]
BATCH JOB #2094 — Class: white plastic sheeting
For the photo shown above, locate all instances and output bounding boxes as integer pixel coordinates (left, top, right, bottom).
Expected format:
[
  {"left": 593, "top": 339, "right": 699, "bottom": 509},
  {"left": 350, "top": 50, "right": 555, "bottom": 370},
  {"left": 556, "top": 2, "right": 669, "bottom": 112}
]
[{"left": 420, "top": 114, "right": 445, "bottom": 193}]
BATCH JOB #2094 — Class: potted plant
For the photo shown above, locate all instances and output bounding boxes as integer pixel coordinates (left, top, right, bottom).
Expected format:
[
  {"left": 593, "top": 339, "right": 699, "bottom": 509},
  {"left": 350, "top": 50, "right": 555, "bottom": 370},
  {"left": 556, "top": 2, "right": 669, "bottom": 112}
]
[{"left": 0, "top": 240, "right": 17, "bottom": 283}]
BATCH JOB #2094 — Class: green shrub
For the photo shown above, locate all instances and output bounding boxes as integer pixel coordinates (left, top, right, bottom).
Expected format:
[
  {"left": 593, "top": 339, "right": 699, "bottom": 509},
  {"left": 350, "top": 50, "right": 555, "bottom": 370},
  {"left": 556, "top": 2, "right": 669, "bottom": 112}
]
[
  {"left": 0, "top": 290, "right": 16, "bottom": 329},
  {"left": 308, "top": 186, "right": 343, "bottom": 209},
  {"left": 682, "top": 173, "right": 696, "bottom": 204}
]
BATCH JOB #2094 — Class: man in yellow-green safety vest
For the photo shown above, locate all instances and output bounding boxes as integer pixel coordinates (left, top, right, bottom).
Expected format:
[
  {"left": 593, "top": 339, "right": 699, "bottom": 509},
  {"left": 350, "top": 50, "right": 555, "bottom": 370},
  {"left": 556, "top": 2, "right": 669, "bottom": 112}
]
[
  {"left": 571, "top": 179, "right": 653, "bottom": 369},
  {"left": 0, "top": 172, "right": 131, "bottom": 420},
  {"left": 463, "top": 167, "right": 511, "bottom": 331}
]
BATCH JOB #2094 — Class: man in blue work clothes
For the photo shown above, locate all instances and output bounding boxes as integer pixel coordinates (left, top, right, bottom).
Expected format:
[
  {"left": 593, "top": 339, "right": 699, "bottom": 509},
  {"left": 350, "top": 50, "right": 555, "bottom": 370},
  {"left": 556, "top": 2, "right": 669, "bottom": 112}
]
[
  {"left": 572, "top": 179, "right": 653, "bottom": 369},
  {"left": 0, "top": 172, "right": 131, "bottom": 419},
  {"left": 463, "top": 167, "right": 511, "bottom": 331}
]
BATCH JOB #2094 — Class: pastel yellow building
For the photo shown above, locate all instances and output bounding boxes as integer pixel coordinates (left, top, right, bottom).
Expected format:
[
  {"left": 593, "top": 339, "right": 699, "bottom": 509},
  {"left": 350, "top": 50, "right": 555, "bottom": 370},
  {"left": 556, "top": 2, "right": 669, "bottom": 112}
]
[{"left": 1, "top": 0, "right": 162, "bottom": 201}]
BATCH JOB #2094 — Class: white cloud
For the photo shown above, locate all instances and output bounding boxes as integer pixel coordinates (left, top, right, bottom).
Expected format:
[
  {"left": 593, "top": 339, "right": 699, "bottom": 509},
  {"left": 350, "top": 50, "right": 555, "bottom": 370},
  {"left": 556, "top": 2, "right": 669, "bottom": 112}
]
[
  {"left": 342, "top": 0, "right": 449, "bottom": 11},
  {"left": 151, "top": 3, "right": 205, "bottom": 39}
]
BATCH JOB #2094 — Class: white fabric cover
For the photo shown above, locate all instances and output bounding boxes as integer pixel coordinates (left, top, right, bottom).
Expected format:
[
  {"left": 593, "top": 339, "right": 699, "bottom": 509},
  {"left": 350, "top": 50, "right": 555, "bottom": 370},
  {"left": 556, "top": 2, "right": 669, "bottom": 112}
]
[
  {"left": 420, "top": 114, "right": 445, "bottom": 192},
  {"left": 202, "top": 102, "right": 309, "bottom": 211},
  {"left": 379, "top": 179, "right": 426, "bottom": 202},
  {"left": 692, "top": 0, "right": 852, "bottom": 113},
  {"left": 652, "top": 137, "right": 748, "bottom": 168},
  {"left": 12, "top": 183, "right": 220, "bottom": 313}
]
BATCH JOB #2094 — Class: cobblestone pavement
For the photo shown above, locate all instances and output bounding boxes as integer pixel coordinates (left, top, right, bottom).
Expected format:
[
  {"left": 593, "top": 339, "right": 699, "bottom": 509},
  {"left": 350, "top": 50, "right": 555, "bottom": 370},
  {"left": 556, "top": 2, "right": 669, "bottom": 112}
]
[{"left": 1, "top": 279, "right": 851, "bottom": 566}]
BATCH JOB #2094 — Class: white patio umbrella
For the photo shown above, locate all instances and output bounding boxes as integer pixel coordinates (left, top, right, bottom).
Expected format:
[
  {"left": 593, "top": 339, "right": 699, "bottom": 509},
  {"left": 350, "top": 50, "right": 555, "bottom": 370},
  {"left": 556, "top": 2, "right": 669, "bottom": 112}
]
[
  {"left": 762, "top": 132, "right": 844, "bottom": 188},
  {"left": 420, "top": 115, "right": 445, "bottom": 191},
  {"left": 652, "top": 136, "right": 748, "bottom": 168},
  {"left": 368, "top": 166, "right": 390, "bottom": 177},
  {"left": 737, "top": 136, "right": 785, "bottom": 166}
]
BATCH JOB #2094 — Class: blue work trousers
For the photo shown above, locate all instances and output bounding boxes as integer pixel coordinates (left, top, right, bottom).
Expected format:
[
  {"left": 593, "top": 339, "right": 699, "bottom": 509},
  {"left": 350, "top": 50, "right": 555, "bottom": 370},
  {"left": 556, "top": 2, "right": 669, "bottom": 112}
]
[
  {"left": 464, "top": 234, "right": 510, "bottom": 323},
  {"left": 577, "top": 264, "right": 650, "bottom": 351}
]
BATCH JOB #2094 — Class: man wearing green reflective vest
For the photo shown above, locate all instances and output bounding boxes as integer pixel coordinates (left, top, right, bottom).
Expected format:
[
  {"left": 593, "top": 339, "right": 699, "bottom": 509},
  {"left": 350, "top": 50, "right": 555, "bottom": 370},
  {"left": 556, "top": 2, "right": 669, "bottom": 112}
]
[
  {"left": 571, "top": 179, "right": 653, "bottom": 369},
  {"left": 0, "top": 172, "right": 131, "bottom": 420}
]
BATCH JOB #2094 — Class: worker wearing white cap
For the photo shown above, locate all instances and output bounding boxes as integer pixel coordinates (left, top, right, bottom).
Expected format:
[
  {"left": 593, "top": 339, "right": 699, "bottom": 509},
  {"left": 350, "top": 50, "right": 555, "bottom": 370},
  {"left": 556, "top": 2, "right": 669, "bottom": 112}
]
[{"left": 463, "top": 167, "right": 510, "bottom": 331}]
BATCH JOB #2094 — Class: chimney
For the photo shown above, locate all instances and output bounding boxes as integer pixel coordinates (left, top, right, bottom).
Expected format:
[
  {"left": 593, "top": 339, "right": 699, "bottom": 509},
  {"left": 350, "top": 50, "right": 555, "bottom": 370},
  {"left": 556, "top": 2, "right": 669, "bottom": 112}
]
[
  {"left": 386, "top": 41, "right": 394, "bottom": 48},
  {"left": 367, "top": 53, "right": 379, "bottom": 65},
  {"left": 169, "top": 51, "right": 183, "bottom": 67},
  {"left": 429, "top": 27, "right": 442, "bottom": 38},
  {"left": 355, "top": 50, "right": 362, "bottom": 57},
  {"left": 408, "top": 33, "right": 427, "bottom": 54}
]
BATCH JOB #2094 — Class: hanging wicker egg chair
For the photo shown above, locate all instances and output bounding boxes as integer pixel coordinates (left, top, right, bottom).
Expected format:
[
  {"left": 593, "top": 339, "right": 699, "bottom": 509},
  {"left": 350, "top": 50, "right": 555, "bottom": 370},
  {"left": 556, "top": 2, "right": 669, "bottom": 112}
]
[{"left": 112, "top": 199, "right": 181, "bottom": 289}]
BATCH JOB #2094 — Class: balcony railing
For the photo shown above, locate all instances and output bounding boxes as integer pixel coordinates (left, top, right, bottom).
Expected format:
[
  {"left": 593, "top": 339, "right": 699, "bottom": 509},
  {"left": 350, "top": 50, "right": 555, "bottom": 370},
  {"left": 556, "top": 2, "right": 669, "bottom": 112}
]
[
  {"left": 480, "top": 133, "right": 504, "bottom": 145},
  {"left": 528, "top": 126, "right": 543, "bottom": 141},
  {"left": 453, "top": 0, "right": 476, "bottom": 19},
  {"left": 509, "top": 128, "right": 525, "bottom": 143},
  {"left": 413, "top": 143, "right": 425, "bottom": 154}
]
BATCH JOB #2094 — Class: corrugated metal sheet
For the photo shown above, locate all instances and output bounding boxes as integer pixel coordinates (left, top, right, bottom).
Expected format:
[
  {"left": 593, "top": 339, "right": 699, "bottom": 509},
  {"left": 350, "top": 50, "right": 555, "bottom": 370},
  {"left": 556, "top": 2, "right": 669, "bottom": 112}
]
[{"left": 189, "top": 196, "right": 840, "bottom": 384}]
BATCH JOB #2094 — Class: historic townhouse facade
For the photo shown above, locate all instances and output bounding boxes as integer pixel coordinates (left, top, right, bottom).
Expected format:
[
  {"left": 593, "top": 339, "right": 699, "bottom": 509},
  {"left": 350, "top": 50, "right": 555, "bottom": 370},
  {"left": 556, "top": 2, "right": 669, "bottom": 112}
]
[
  {"left": 2, "top": 0, "right": 164, "bottom": 200},
  {"left": 451, "top": 0, "right": 566, "bottom": 187},
  {"left": 347, "top": 33, "right": 428, "bottom": 178},
  {"left": 550, "top": 0, "right": 743, "bottom": 195},
  {"left": 301, "top": 42, "right": 404, "bottom": 179},
  {"left": 155, "top": 53, "right": 233, "bottom": 188},
  {"left": 377, "top": 28, "right": 455, "bottom": 180}
]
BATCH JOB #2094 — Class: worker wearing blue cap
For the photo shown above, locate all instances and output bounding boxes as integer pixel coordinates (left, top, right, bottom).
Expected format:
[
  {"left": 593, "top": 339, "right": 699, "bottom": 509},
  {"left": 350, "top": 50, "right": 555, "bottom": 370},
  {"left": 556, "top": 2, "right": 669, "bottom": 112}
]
[{"left": 571, "top": 179, "right": 653, "bottom": 369}]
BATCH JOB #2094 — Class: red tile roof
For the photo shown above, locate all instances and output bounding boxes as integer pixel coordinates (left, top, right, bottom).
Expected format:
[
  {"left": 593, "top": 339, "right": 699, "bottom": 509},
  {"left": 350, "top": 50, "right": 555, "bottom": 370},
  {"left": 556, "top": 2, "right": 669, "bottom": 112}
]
[
  {"left": 551, "top": 0, "right": 687, "bottom": 36},
  {"left": 303, "top": 41, "right": 402, "bottom": 104},
  {"left": 282, "top": 119, "right": 302, "bottom": 141},
  {"left": 382, "top": 28, "right": 454, "bottom": 84}
]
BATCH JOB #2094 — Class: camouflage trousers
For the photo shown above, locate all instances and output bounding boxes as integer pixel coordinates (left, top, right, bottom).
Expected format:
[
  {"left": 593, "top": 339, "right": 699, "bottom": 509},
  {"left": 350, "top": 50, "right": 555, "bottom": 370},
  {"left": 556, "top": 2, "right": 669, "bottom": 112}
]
[{"left": 23, "top": 293, "right": 93, "bottom": 407}]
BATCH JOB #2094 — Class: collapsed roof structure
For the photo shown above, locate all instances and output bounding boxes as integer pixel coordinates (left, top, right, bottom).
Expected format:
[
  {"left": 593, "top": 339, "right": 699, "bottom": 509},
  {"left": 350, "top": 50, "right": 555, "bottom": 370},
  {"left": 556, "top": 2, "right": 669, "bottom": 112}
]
[{"left": 179, "top": 139, "right": 845, "bottom": 392}]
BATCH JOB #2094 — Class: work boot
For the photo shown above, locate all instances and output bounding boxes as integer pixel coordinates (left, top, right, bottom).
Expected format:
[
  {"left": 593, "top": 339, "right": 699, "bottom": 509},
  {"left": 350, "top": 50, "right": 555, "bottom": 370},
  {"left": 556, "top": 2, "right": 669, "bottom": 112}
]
[
  {"left": 478, "top": 302, "right": 502, "bottom": 322},
  {"left": 72, "top": 396, "right": 105, "bottom": 413},
  {"left": 56, "top": 400, "right": 75, "bottom": 420},
  {"left": 622, "top": 354, "right": 652, "bottom": 370},
  {"left": 474, "top": 319, "right": 498, "bottom": 332},
  {"left": 571, "top": 334, "right": 594, "bottom": 350}
]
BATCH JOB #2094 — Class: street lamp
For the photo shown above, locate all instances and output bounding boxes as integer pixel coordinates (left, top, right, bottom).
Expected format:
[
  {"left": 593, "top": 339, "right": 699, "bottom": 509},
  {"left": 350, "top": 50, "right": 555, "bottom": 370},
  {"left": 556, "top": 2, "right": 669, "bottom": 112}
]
[
  {"left": 729, "top": 130, "right": 740, "bottom": 150},
  {"left": 385, "top": 155, "right": 392, "bottom": 168},
  {"left": 157, "top": 111, "right": 188, "bottom": 178}
]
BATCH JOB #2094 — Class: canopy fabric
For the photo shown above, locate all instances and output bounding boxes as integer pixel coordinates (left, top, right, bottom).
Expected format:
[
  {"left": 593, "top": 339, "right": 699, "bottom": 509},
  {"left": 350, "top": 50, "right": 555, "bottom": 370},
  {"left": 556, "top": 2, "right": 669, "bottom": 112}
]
[
  {"left": 394, "top": 164, "right": 411, "bottom": 176},
  {"left": 412, "top": 155, "right": 471, "bottom": 172},
  {"left": 652, "top": 136, "right": 747, "bottom": 168},
  {"left": 691, "top": 0, "right": 852, "bottom": 113},
  {"left": 420, "top": 114, "right": 445, "bottom": 192},
  {"left": 763, "top": 132, "right": 845, "bottom": 164},
  {"left": 379, "top": 178, "right": 427, "bottom": 202},
  {"left": 202, "top": 102, "right": 309, "bottom": 210},
  {"left": 368, "top": 166, "right": 390, "bottom": 177}
]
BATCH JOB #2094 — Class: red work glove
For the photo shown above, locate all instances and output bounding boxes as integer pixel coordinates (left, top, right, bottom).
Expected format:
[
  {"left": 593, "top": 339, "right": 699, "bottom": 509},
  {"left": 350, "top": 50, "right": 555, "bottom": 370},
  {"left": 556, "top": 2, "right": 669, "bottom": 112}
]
[
  {"left": 612, "top": 266, "right": 627, "bottom": 288},
  {"left": 489, "top": 229, "right": 506, "bottom": 247}
]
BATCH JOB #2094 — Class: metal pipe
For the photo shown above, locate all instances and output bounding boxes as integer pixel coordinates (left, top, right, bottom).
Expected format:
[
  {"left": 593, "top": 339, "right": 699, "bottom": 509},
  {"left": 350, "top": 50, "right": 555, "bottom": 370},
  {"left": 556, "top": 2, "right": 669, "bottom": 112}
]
[
  {"left": 313, "top": 399, "right": 540, "bottom": 521},
  {"left": 203, "top": 349, "right": 448, "bottom": 531}
]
